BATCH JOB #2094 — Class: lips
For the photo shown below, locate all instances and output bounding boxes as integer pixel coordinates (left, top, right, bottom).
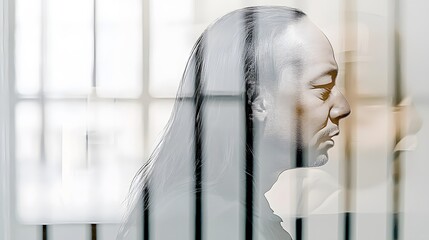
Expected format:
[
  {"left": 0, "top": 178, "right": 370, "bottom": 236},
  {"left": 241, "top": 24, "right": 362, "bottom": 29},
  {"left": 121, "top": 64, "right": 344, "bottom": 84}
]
[
  {"left": 317, "top": 129, "right": 339, "bottom": 150},
  {"left": 329, "top": 130, "right": 340, "bottom": 138},
  {"left": 319, "top": 138, "right": 335, "bottom": 150}
]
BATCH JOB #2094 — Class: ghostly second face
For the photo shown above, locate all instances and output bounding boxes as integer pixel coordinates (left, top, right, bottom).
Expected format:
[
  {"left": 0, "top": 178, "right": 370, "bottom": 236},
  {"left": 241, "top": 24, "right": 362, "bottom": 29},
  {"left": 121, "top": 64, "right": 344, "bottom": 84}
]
[{"left": 263, "top": 17, "right": 351, "bottom": 167}]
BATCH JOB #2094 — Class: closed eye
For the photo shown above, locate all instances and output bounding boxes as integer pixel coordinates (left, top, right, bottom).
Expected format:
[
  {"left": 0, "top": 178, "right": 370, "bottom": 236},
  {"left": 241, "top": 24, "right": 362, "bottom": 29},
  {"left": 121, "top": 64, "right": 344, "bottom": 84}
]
[
  {"left": 319, "top": 87, "right": 331, "bottom": 100},
  {"left": 313, "top": 82, "right": 334, "bottom": 101}
]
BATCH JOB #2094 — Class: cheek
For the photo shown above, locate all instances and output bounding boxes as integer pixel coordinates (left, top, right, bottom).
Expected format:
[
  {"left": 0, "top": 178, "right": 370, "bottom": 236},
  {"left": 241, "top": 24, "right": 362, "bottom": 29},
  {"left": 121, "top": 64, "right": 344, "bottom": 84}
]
[
  {"left": 263, "top": 99, "right": 296, "bottom": 141},
  {"left": 300, "top": 94, "right": 331, "bottom": 133},
  {"left": 270, "top": 106, "right": 294, "bottom": 135},
  {"left": 305, "top": 107, "right": 329, "bottom": 130}
]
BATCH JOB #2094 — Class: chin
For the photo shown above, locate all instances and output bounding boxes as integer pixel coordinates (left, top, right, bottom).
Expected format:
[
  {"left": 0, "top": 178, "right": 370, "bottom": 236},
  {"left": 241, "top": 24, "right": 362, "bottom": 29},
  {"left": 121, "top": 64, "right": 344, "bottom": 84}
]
[{"left": 311, "top": 153, "right": 328, "bottom": 167}]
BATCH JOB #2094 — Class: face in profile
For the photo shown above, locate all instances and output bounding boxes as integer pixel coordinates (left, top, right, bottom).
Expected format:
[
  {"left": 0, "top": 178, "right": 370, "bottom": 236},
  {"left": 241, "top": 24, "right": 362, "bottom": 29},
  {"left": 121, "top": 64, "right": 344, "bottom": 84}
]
[{"left": 261, "top": 17, "right": 351, "bottom": 168}]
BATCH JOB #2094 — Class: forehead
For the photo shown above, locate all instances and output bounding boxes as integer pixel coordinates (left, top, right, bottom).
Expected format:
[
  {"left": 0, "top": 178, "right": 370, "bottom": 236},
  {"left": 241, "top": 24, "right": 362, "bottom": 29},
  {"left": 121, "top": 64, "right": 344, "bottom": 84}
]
[{"left": 273, "top": 18, "right": 337, "bottom": 85}]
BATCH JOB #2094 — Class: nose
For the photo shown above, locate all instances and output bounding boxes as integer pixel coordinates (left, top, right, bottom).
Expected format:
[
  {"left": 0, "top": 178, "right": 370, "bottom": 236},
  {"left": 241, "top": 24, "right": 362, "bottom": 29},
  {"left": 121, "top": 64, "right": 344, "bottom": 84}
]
[{"left": 329, "top": 87, "right": 351, "bottom": 123}]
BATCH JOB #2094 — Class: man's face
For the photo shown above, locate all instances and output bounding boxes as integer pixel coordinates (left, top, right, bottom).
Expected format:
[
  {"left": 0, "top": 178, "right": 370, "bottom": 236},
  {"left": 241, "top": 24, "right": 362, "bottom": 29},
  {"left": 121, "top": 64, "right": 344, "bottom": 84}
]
[{"left": 263, "top": 18, "right": 351, "bottom": 167}]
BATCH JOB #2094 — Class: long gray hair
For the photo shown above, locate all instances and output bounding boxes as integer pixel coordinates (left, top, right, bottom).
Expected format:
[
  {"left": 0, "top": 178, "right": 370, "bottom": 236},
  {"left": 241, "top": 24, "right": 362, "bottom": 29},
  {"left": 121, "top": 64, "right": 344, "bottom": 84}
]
[{"left": 118, "top": 6, "right": 305, "bottom": 239}]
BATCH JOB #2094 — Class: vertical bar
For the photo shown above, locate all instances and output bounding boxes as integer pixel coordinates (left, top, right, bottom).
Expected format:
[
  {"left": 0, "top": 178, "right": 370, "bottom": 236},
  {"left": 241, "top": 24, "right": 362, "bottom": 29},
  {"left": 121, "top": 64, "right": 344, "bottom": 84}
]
[
  {"left": 92, "top": 0, "right": 97, "bottom": 88},
  {"left": 193, "top": 38, "right": 205, "bottom": 240},
  {"left": 341, "top": 0, "right": 358, "bottom": 239},
  {"left": 295, "top": 107, "right": 305, "bottom": 240},
  {"left": 40, "top": 0, "right": 46, "bottom": 165},
  {"left": 391, "top": 0, "right": 404, "bottom": 239},
  {"left": 143, "top": 186, "right": 150, "bottom": 240},
  {"left": 295, "top": 218, "right": 303, "bottom": 240},
  {"left": 0, "top": 0, "right": 12, "bottom": 238},
  {"left": 243, "top": 9, "right": 256, "bottom": 240},
  {"left": 42, "top": 225, "right": 48, "bottom": 240},
  {"left": 141, "top": 0, "right": 150, "bottom": 238},
  {"left": 40, "top": 2, "right": 49, "bottom": 239},
  {"left": 392, "top": 0, "right": 403, "bottom": 107},
  {"left": 342, "top": 56, "right": 355, "bottom": 239},
  {"left": 344, "top": 212, "right": 352, "bottom": 240},
  {"left": 91, "top": 224, "right": 97, "bottom": 240},
  {"left": 86, "top": 0, "right": 97, "bottom": 173},
  {"left": 4, "top": 0, "right": 15, "bottom": 238}
]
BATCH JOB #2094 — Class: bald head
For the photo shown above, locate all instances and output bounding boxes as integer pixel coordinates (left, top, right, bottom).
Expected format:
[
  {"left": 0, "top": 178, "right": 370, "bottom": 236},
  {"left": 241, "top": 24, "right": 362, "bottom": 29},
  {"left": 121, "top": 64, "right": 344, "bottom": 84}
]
[{"left": 258, "top": 16, "right": 350, "bottom": 168}]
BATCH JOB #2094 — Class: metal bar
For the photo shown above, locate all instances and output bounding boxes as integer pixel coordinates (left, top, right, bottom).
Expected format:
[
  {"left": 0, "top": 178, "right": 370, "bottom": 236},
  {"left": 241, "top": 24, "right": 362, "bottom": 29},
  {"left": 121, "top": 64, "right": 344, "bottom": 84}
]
[
  {"left": 92, "top": 0, "right": 97, "bottom": 88},
  {"left": 15, "top": 92, "right": 392, "bottom": 102},
  {"left": 341, "top": 0, "right": 358, "bottom": 239},
  {"left": 143, "top": 186, "right": 150, "bottom": 240},
  {"left": 42, "top": 225, "right": 48, "bottom": 240},
  {"left": 391, "top": 0, "right": 404, "bottom": 239},
  {"left": 180, "top": 95, "right": 242, "bottom": 101},
  {"left": 193, "top": 37, "right": 205, "bottom": 240},
  {"left": 392, "top": 0, "right": 403, "bottom": 107},
  {"left": 342, "top": 58, "right": 355, "bottom": 240},
  {"left": 0, "top": 0, "right": 13, "bottom": 238},
  {"left": 344, "top": 212, "right": 352, "bottom": 240},
  {"left": 40, "top": 0, "right": 47, "bottom": 165},
  {"left": 15, "top": 94, "right": 243, "bottom": 101},
  {"left": 4, "top": 0, "right": 16, "bottom": 238},
  {"left": 141, "top": 0, "right": 151, "bottom": 238},
  {"left": 294, "top": 107, "right": 305, "bottom": 240},
  {"left": 243, "top": 9, "right": 256, "bottom": 240},
  {"left": 295, "top": 218, "right": 303, "bottom": 240},
  {"left": 91, "top": 224, "right": 97, "bottom": 240}
]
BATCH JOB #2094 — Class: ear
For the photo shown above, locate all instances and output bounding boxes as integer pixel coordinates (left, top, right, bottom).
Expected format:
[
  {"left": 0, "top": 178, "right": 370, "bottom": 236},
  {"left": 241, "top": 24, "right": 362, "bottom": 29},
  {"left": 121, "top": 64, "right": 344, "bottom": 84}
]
[{"left": 252, "top": 96, "right": 267, "bottom": 122}]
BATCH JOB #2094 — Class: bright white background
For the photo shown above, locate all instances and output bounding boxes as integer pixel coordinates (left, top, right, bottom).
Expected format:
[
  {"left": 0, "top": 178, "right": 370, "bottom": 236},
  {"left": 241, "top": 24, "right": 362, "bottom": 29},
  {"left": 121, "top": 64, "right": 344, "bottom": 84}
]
[{"left": 1, "top": 0, "right": 429, "bottom": 239}]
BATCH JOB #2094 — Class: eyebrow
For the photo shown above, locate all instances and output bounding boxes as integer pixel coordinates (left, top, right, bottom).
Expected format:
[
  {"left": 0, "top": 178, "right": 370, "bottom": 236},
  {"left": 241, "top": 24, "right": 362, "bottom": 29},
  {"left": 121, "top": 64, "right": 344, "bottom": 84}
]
[{"left": 310, "top": 68, "right": 338, "bottom": 85}]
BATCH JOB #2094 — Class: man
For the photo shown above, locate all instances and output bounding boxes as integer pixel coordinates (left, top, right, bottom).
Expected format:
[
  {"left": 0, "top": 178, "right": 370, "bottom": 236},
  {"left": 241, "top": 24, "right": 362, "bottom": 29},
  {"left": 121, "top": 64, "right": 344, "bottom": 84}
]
[
  {"left": 252, "top": 12, "right": 350, "bottom": 240},
  {"left": 119, "top": 6, "right": 350, "bottom": 240}
]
